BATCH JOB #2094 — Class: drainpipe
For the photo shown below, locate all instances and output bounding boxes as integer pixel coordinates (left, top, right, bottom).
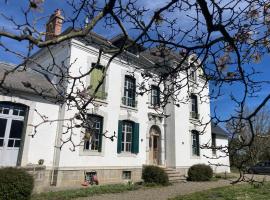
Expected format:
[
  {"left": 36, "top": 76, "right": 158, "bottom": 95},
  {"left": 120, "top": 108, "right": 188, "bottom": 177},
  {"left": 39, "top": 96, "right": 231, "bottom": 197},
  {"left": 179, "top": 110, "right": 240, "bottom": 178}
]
[{"left": 50, "top": 103, "right": 66, "bottom": 186}]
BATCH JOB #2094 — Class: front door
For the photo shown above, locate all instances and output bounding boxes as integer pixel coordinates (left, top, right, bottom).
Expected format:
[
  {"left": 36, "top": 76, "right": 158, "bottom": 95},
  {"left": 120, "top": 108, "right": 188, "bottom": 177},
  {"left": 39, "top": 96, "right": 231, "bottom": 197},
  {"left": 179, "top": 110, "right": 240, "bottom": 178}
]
[
  {"left": 149, "top": 126, "right": 161, "bottom": 165},
  {"left": 0, "top": 103, "right": 26, "bottom": 166}
]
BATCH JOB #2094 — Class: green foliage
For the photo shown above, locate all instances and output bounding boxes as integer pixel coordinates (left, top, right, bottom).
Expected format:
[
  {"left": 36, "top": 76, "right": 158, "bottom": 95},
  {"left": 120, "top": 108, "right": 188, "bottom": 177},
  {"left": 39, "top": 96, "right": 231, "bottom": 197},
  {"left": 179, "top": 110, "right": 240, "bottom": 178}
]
[
  {"left": 142, "top": 165, "right": 169, "bottom": 185},
  {"left": 170, "top": 182, "right": 270, "bottom": 200},
  {"left": 187, "top": 164, "right": 213, "bottom": 181},
  {"left": 0, "top": 167, "right": 34, "bottom": 200}
]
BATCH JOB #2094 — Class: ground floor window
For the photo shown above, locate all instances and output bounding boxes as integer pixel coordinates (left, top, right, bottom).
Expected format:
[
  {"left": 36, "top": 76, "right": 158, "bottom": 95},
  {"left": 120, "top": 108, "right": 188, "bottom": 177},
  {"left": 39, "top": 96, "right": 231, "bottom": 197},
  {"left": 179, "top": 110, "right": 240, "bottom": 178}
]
[
  {"left": 84, "top": 115, "right": 103, "bottom": 152},
  {"left": 117, "top": 120, "right": 139, "bottom": 154},
  {"left": 192, "top": 130, "right": 200, "bottom": 156}
]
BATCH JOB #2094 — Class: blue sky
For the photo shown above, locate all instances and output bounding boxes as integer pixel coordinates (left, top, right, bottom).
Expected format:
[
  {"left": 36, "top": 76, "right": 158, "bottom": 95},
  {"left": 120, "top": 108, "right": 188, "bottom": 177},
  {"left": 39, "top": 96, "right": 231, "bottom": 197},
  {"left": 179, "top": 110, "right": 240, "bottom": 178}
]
[{"left": 0, "top": 0, "right": 269, "bottom": 123}]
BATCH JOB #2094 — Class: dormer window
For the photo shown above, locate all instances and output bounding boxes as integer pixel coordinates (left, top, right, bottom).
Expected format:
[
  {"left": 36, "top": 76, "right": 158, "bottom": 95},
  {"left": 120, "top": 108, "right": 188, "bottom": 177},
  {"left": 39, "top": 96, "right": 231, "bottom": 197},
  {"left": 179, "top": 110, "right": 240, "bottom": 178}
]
[{"left": 189, "top": 65, "right": 196, "bottom": 82}]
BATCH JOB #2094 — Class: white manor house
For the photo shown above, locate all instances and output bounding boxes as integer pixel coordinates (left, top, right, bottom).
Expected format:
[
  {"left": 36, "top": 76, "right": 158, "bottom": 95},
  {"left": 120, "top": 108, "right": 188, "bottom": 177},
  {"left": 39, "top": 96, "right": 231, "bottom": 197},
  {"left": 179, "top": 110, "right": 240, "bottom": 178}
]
[{"left": 0, "top": 10, "right": 230, "bottom": 192}]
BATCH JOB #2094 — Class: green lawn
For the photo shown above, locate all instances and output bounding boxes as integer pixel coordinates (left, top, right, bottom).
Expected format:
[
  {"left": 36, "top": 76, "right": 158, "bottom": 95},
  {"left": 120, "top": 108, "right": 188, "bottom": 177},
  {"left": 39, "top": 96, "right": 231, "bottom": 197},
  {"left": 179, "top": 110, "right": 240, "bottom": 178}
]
[
  {"left": 171, "top": 182, "right": 270, "bottom": 200},
  {"left": 32, "top": 183, "right": 140, "bottom": 200}
]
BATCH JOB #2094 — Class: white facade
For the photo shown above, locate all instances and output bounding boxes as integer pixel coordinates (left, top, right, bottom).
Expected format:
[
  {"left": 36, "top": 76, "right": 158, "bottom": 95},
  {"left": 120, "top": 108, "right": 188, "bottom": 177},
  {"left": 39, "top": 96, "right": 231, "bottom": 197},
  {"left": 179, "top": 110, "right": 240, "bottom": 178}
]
[{"left": 0, "top": 36, "right": 230, "bottom": 189}]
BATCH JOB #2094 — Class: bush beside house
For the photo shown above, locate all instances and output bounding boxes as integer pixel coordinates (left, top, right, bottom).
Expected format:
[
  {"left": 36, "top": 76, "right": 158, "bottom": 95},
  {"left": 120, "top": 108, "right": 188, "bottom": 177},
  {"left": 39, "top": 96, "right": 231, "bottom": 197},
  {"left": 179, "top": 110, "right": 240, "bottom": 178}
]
[
  {"left": 187, "top": 164, "right": 213, "bottom": 181},
  {"left": 142, "top": 165, "right": 169, "bottom": 185},
  {"left": 0, "top": 167, "right": 34, "bottom": 200}
]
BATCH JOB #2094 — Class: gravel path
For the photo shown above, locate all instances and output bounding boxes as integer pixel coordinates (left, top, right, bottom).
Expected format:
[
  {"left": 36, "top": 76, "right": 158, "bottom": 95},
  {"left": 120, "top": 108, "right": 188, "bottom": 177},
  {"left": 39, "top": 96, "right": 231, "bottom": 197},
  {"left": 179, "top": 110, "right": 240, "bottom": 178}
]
[
  {"left": 76, "top": 175, "right": 270, "bottom": 200},
  {"left": 76, "top": 180, "right": 231, "bottom": 200}
]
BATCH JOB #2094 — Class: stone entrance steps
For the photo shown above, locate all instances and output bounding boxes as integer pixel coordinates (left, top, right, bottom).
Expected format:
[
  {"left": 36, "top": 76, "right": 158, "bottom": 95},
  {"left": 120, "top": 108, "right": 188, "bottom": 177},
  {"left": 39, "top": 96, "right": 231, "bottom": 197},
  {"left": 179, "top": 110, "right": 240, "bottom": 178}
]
[{"left": 164, "top": 168, "right": 186, "bottom": 183}]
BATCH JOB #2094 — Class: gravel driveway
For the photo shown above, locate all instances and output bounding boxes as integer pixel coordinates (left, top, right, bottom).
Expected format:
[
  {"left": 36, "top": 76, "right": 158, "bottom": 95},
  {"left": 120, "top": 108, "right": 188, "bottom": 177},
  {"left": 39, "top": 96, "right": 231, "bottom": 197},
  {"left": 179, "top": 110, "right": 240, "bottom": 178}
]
[
  {"left": 76, "top": 175, "right": 270, "bottom": 200},
  {"left": 76, "top": 180, "right": 231, "bottom": 200}
]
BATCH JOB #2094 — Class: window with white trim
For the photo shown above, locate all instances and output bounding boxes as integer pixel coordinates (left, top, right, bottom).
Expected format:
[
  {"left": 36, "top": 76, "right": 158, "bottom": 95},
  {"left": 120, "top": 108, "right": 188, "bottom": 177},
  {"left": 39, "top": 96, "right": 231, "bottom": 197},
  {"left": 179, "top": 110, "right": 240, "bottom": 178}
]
[
  {"left": 84, "top": 115, "right": 103, "bottom": 152},
  {"left": 192, "top": 130, "right": 200, "bottom": 156},
  {"left": 123, "top": 76, "right": 136, "bottom": 107},
  {"left": 121, "top": 121, "right": 133, "bottom": 152}
]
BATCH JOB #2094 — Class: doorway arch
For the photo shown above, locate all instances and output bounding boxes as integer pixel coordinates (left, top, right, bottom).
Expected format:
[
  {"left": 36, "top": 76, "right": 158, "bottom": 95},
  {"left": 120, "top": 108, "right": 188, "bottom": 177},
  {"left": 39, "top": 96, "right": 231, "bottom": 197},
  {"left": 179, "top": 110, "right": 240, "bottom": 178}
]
[{"left": 149, "top": 125, "right": 161, "bottom": 165}]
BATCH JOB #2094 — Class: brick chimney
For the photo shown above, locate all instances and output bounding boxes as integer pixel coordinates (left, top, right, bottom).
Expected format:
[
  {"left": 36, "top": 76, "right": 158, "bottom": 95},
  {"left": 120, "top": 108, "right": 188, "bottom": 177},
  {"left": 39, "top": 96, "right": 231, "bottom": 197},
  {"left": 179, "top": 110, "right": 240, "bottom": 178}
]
[{"left": 45, "top": 9, "right": 64, "bottom": 40}]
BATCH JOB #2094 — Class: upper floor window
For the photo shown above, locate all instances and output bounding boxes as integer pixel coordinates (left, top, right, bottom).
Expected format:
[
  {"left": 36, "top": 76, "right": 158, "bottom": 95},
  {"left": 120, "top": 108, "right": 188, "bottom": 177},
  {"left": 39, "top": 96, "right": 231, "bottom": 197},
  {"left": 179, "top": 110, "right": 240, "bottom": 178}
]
[
  {"left": 191, "top": 130, "right": 200, "bottom": 156},
  {"left": 84, "top": 115, "right": 103, "bottom": 152},
  {"left": 89, "top": 63, "right": 107, "bottom": 100},
  {"left": 212, "top": 134, "right": 217, "bottom": 156},
  {"left": 189, "top": 65, "right": 196, "bottom": 82},
  {"left": 122, "top": 76, "right": 136, "bottom": 107},
  {"left": 190, "top": 94, "right": 199, "bottom": 119},
  {"left": 151, "top": 85, "right": 160, "bottom": 107},
  {"left": 117, "top": 120, "right": 139, "bottom": 154}
]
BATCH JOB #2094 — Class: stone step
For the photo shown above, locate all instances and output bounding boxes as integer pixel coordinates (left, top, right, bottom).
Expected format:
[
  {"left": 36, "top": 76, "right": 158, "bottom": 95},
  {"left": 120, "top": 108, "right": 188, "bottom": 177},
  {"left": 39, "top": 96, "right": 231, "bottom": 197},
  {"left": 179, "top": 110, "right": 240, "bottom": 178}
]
[{"left": 164, "top": 168, "right": 186, "bottom": 183}]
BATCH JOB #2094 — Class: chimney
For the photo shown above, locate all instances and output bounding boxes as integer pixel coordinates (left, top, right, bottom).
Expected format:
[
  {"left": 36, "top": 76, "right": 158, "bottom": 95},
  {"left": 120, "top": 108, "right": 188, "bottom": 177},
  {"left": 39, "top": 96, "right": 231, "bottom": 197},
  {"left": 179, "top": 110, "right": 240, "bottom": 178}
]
[{"left": 45, "top": 9, "right": 64, "bottom": 40}]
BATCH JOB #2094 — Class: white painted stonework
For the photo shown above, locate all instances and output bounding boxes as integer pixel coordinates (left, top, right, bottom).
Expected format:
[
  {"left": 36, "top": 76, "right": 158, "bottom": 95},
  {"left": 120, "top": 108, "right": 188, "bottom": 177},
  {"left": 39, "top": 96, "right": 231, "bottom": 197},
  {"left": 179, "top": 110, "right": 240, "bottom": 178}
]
[{"left": 0, "top": 37, "right": 230, "bottom": 186}]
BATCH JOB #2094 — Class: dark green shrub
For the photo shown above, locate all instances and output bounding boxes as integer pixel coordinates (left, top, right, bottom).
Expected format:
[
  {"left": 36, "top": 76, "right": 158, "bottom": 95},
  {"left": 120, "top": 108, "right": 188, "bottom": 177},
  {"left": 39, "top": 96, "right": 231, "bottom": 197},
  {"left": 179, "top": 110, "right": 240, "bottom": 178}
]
[
  {"left": 187, "top": 164, "right": 213, "bottom": 181},
  {"left": 0, "top": 167, "right": 34, "bottom": 200},
  {"left": 142, "top": 165, "right": 169, "bottom": 185}
]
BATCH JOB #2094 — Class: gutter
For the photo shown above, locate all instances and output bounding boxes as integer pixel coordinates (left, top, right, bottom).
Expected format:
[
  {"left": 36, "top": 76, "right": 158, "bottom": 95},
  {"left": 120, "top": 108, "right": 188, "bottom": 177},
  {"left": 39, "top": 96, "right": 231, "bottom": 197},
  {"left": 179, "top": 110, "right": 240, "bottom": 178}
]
[{"left": 50, "top": 103, "right": 66, "bottom": 186}]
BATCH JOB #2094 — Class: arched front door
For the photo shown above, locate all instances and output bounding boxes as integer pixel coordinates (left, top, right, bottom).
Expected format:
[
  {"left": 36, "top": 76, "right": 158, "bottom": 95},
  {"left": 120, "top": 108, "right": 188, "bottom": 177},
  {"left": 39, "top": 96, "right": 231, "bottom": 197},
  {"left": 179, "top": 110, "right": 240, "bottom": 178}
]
[
  {"left": 0, "top": 102, "right": 27, "bottom": 166},
  {"left": 149, "top": 125, "right": 161, "bottom": 165}
]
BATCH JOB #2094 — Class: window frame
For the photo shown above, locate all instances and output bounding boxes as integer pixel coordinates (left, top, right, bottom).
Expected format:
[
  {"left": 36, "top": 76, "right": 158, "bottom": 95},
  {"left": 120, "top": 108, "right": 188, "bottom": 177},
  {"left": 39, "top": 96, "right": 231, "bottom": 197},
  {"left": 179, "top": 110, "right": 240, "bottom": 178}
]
[
  {"left": 122, "top": 170, "right": 132, "bottom": 180},
  {"left": 190, "top": 94, "right": 199, "bottom": 119},
  {"left": 212, "top": 134, "right": 217, "bottom": 156},
  {"left": 123, "top": 75, "right": 136, "bottom": 107},
  {"left": 191, "top": 130, "right": 200, "bottom": 156},
  {"left": 151, "top": 85, "right": 160, "bottom": 107},
  {"left": 189, "top": 64, "right": 197, "bottom": 82},
  {"left": 121, "top": 120, "right": 133, "bottom": 152},
  {"left": 84, "top": 115, "right": 103, "bottom": 152}
]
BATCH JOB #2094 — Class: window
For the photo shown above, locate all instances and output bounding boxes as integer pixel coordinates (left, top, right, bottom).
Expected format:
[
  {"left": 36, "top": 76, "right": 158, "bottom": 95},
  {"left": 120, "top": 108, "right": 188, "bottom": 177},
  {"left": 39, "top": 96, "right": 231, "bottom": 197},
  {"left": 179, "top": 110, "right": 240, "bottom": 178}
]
[
  {"left": 121, "top": 121, "right": 133, "bottom": 152},
  {"left": 190, "top": 94, "right": 199, "bottom": 119},
  {"left": 189, "top": 65, "right": 196, "bottom": 82},
  {"left": 123, "top": 76, "right": 136, "bottom": 107},
  {"left": 89, "top": 63, "right": 107, "bottom": 100},
  {"left": 84, "top": 115, "right": 103, "bottom": 152},
  {"left": 122, "top": 171, "right": 132, "bottom": 179},
  {"left": 192, "top": 130, "right": 200, "bottom": 156},
  {"left": 212, "top": 134, "right": 217, "bottom": 156},
  {"left": 117, "top": 120, "right": 139, "bottom": 154},
  {"left": 151, "top": 85, "right": 160, "bottom": 107}
]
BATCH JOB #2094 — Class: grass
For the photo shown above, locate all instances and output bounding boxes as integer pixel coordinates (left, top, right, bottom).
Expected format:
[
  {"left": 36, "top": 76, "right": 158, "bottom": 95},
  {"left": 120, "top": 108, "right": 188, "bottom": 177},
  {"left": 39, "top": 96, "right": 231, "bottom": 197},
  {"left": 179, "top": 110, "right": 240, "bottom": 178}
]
[
  {"left": 31, "top": 182, "right": 167, "bottom": 200},
  {"left": 31, "top": 183, "right": 140, "bottom": 200},
  {"left": 211, "top": 173, "right": 237, "bottom": 181},
  {"left": 170, "top": 182, "right": 270, "bottom": 200}
]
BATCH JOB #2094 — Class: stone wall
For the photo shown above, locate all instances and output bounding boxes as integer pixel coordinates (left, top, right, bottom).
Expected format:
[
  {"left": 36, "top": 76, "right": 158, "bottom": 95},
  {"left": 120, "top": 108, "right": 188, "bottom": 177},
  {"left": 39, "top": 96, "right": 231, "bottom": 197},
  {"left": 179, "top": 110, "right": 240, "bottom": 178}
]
[{"left": 24, "top": 165, "right": 142, "bottom": 193}]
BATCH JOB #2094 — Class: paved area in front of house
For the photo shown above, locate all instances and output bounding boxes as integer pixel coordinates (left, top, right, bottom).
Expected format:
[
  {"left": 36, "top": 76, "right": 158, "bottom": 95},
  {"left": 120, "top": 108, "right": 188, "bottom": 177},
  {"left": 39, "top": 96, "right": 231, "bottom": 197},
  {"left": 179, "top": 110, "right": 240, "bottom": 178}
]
[{"left": 76, "top": 175, "right": 270, "bottom": 200}]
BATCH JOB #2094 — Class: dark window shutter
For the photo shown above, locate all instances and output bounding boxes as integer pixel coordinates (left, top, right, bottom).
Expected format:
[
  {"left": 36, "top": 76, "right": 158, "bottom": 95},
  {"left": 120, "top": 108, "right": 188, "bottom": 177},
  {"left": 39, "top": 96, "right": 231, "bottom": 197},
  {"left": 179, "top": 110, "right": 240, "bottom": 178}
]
[
  {"left": 98, "top": 118, "right": 103, "bottom": 152},
  {"left": 117, "top": 120, "right": 122, "bottom": 153},
  {"left": 131, "top": 123, "right": 139, "bottom": 154}
]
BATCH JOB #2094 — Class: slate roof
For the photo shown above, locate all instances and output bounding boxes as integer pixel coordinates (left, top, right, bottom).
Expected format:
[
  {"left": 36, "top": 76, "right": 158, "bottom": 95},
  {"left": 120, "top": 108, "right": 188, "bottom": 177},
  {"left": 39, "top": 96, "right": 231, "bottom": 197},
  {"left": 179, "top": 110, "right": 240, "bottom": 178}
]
[
  {"left": 0, "top": 62, "right": 60, "bottom": 98},
  {"left": 211, "top": 122, "right": 229, "bottom": 137},
  {"left": 62, "top": 28, "right": 182, "bottom": 73}
]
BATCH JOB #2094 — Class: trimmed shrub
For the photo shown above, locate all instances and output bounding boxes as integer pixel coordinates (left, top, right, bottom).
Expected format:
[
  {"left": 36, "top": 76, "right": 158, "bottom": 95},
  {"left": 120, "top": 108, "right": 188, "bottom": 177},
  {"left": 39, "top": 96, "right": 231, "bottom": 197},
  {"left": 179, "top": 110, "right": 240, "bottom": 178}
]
[
  {"left": 0, "top": 167, "right": 34, "bottom": 200},
  {"left": 142, "top": 165, "right": 169, "bottom": 185},
  {"left": 187, "top": 164, "right": 213, "bottom": 181}
]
